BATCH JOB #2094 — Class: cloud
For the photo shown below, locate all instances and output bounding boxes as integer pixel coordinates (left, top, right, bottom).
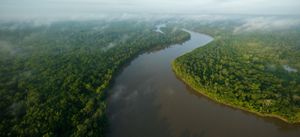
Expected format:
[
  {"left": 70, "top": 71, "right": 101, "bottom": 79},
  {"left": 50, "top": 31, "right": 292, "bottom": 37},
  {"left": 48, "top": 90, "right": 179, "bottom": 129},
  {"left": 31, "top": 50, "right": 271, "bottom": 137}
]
[
  {"left": 233, "top": 17, "right": 300, "bottom": 33},
  {"left": 182, "top": 14, "right": 231, "bottom": 22},
  {"left": 0, "top": 0, "right": 300, "bottom": 20}
]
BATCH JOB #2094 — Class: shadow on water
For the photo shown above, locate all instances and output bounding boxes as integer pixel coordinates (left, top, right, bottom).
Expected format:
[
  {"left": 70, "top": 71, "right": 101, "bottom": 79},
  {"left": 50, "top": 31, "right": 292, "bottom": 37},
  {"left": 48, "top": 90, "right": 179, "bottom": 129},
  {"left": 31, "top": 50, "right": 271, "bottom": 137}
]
[{"left": 106, "top": 78, "right": 173, "bottom": 137}]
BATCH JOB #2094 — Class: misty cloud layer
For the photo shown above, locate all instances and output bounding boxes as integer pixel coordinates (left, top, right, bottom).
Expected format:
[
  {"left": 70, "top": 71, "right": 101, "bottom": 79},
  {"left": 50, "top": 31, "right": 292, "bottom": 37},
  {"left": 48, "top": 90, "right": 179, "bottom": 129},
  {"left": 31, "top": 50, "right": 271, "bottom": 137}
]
[
  {"left": 234, "top": 17, "right": 300, "bottom": 33},
  {"left": 1, "top": 0, "right": 300, "bottom": 20}
]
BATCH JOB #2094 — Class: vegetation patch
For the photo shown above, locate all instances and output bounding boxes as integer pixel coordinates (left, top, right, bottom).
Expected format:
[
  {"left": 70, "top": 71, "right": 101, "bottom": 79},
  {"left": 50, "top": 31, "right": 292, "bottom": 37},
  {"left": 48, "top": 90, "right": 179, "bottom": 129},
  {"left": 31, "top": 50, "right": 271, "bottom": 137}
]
[
  {"left": 173, "top": 22, "right": 300, "bottom": 123},
  {"left": 0, "top": 20, "right": 190, "bottom": 136}
]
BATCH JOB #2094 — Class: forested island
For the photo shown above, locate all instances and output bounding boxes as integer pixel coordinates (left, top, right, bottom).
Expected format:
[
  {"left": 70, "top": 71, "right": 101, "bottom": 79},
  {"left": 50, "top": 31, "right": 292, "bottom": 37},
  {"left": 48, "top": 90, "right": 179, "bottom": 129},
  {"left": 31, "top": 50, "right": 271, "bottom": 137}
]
[
  {"left": 0, "top": 20, "right": 190, "bottom": 136},
  {"left": 172, "top": 21, "right": 300, "bottom": 123}
]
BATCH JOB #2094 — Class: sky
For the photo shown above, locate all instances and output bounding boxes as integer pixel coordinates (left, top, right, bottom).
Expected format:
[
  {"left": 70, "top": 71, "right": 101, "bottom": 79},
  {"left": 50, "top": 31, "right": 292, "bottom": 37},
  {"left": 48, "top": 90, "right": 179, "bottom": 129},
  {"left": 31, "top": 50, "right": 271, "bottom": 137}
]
[{"left": 0, "top": 0, "right": 300, "bottom": 20}]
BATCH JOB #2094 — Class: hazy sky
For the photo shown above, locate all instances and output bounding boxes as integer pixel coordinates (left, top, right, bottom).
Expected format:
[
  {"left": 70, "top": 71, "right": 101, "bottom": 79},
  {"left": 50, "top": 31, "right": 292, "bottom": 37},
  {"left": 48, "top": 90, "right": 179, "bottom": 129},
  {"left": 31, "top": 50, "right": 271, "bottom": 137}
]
[{"left": 1, "top": 0, "right": 300, "bottom": 20}]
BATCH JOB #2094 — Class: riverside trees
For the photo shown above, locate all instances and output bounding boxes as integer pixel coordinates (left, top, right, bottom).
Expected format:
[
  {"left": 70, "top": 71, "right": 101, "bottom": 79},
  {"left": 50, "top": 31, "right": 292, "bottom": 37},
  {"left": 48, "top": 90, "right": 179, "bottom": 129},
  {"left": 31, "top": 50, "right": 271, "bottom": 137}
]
[
  {"left": 0, "top": 20, "right": 190, "bottom": 136},
  {"left": 173, "top": 21, "right": 300, "bottom": 123}
]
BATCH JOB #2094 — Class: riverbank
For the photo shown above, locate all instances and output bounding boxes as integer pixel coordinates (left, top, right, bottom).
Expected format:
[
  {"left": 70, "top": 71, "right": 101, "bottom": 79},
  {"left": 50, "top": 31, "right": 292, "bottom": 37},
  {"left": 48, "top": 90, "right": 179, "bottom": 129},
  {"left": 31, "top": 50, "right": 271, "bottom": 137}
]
[{"left": 172, "top": 60, "right": 300, "bottom": 124}]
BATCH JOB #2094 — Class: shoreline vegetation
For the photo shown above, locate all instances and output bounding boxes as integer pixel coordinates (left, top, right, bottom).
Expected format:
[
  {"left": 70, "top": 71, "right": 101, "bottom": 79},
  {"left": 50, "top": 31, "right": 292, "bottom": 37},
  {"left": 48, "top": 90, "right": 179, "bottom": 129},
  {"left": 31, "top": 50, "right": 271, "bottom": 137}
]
[
  {"left": 171, "top": 24, "right": 300, "bottom": 124},
  {"left": 172, "top": 60, "right": 300, "bottom": 124},
  {"left": 0, "top": 21, "right": 191, "bottom": 136}
]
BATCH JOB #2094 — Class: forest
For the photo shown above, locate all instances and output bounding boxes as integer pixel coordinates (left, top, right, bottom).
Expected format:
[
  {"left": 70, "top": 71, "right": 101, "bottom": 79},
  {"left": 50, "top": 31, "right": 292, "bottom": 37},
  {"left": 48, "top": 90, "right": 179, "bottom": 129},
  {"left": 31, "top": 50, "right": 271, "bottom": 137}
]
[
  {"left": 0, "top": 20, "right": 190, "bottom": 137},
  {"left": 172, "top": 20, "right": 300, "bottom": 123}
]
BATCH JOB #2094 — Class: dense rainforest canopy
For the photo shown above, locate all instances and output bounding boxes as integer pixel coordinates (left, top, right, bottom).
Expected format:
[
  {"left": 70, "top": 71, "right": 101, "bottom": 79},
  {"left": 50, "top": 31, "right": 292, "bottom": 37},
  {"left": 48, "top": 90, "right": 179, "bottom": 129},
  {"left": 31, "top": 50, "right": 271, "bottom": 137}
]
[
  {"left": 173, "top": 21, "right": 300, "bottom": 123},
  {"left": 0, "top": 20, "right": 190, "bottom": 136},
  {"left": 1, "top": 17, "right": 300, "bottom": 137}
]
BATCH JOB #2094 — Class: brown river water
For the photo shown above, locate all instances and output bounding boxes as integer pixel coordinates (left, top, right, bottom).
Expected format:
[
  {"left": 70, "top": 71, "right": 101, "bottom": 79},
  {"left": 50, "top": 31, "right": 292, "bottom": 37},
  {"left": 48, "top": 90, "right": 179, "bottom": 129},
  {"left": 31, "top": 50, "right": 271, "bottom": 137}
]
[{"left": 106, "top": 30, "right": 300, "bottom": 137}]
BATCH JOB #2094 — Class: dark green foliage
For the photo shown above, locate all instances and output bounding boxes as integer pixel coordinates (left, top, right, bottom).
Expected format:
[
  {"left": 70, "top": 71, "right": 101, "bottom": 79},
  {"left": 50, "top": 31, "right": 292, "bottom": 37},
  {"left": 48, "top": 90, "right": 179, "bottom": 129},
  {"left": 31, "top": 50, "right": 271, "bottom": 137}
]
[
  {"left": 173, "top": 23, "right": 300, "bottom": 123},
  {"left": 0, "top": 20, "right": 190, "bottom": 136}
]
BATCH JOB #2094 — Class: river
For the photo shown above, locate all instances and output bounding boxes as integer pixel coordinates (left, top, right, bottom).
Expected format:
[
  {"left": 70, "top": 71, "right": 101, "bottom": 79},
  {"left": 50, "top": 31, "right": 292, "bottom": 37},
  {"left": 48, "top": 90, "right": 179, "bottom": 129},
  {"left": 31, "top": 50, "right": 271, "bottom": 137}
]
[{"left": 106, "top": 29, "right": 300, "bottom": 137}]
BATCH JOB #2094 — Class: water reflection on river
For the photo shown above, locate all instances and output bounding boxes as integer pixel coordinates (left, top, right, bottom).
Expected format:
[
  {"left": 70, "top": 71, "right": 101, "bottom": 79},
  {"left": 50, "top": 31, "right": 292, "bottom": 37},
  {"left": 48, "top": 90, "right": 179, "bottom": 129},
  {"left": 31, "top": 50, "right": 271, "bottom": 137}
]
[{"left": 106, "top": 30, "right": 300, "bottom": 137}]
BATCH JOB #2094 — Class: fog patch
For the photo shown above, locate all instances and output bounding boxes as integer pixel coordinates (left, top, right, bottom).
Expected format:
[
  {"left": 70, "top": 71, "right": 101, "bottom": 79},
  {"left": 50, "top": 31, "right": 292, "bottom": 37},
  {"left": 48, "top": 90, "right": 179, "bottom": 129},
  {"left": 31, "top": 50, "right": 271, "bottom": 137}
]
[
  {"left": 155, "top": 24, "right": 166, "bottom": 34},
  {"left": 0, "top": 40, "right": 18, "bottom": 56},
  {"left": 30, "top": 19, "right": 53, "bottom": 27},
  {"left": 283, "top": 65, "right": 298, "bottom": 73},
  {"left": 120, "top": 34, "right": 130, "bottom": 42},
  {"left": 0, "top": 13, "right": 181, "bottom": 24},
  {"left": 183, "top": 14, "right": 231, "bottom": 22},
  {"left": 92, "top": 24, "right": 110, "bottom": 31},
  {"left": 102, "top": 42, "right": 116, "bottom": 51},
  {"left": 171, "top": 27, "right": 178, "bottom": 33},
  {"left": 234, "top": 17, "right": 300, "bottom": 33}
]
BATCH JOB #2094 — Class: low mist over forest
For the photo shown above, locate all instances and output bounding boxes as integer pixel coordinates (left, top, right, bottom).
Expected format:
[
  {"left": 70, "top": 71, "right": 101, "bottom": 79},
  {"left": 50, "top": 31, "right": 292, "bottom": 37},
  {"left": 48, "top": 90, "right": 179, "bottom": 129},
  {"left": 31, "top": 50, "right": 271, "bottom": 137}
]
[{"left": 1, "top": 0, "right": 300, "bottom": 137}]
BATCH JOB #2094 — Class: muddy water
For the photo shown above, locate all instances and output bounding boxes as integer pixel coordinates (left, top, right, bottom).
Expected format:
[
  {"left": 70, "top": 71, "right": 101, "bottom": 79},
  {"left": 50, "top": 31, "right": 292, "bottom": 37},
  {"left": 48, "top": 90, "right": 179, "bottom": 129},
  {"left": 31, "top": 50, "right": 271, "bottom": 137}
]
[{"left": 106, "top": 30, "right": 300, "bottom": 137}]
